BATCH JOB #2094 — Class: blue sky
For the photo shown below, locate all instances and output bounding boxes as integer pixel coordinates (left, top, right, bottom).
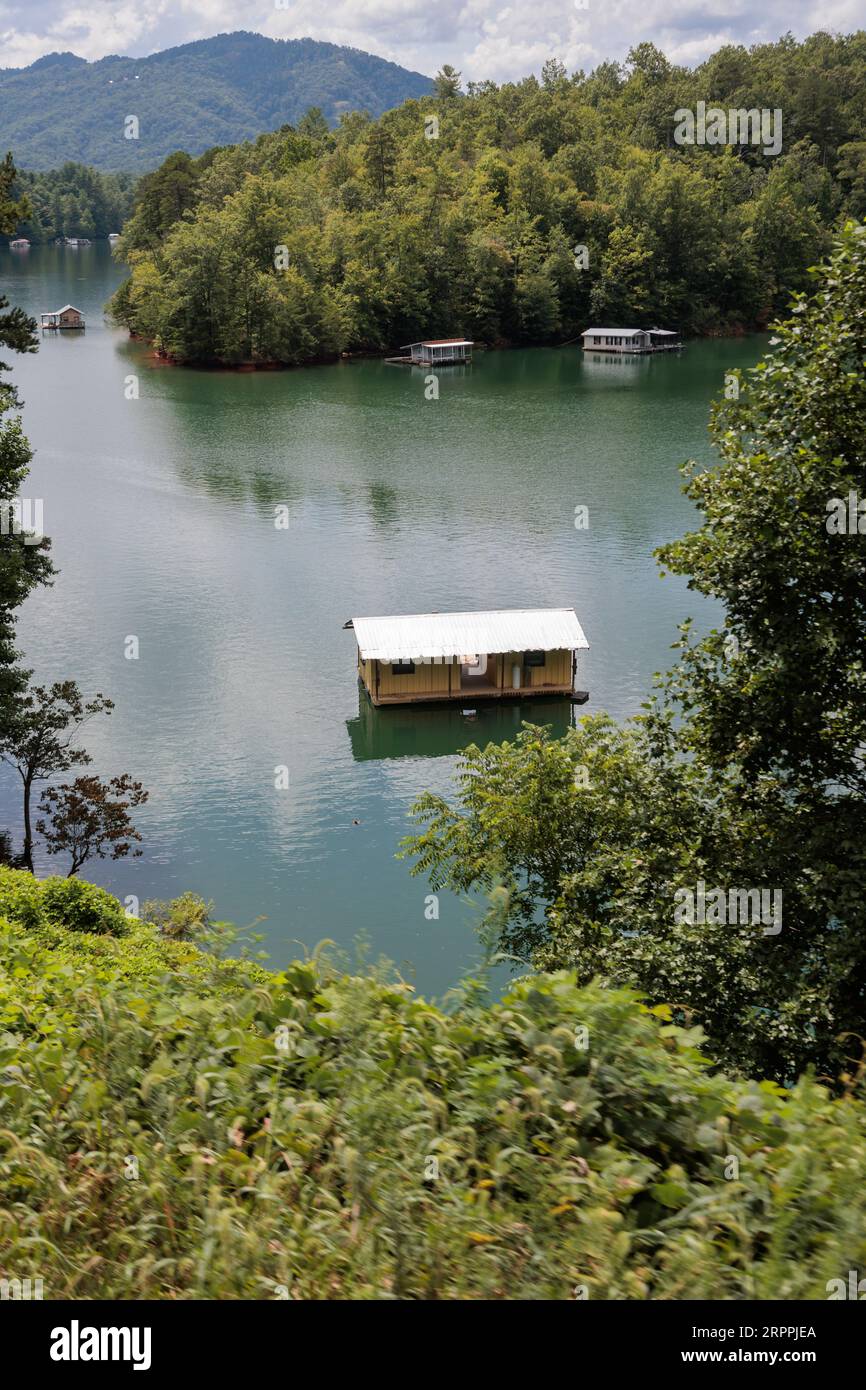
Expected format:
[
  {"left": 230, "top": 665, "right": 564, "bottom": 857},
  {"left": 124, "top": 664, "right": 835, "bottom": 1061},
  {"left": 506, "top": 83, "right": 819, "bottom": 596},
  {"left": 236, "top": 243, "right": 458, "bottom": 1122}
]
[{"left": 0, "top": 0, "right": 864, "bottom": 80}]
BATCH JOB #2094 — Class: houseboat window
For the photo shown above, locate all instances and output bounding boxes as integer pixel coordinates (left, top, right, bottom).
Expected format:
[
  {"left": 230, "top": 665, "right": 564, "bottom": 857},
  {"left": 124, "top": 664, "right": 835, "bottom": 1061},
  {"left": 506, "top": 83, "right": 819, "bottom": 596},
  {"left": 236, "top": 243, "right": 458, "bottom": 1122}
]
[
  {"left": 523, "top": 651, "right": 546, "bottom": 667},
  {"left": 391, "top": 661, "right": 416, "bottom": 675}
]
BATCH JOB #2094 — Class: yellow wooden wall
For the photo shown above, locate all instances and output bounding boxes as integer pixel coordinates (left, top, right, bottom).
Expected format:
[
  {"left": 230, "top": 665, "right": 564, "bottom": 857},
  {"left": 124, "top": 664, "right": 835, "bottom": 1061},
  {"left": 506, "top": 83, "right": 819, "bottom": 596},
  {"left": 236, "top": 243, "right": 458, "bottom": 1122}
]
[
  {"left": 497, "top": 650, "right": 573, "bottom": 688},
  {"left": 359, "top": 649, "right": 573, "bottom": 699},
  {"left": 532, "top": 649, "right": 572, "bottom": 687},
  {"left": 364, "top": 658, "right": 458, "bottom": 699},
  {"left": 381, "top": 661, "right": 455, "bottom": 698}
]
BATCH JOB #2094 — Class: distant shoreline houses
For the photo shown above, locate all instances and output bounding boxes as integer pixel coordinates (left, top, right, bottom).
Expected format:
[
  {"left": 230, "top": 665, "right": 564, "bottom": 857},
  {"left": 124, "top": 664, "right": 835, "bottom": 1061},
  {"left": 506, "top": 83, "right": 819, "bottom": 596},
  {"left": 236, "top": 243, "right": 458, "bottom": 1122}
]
[{"left": 6, "top": 235, "right": 122, "bottom": 249}]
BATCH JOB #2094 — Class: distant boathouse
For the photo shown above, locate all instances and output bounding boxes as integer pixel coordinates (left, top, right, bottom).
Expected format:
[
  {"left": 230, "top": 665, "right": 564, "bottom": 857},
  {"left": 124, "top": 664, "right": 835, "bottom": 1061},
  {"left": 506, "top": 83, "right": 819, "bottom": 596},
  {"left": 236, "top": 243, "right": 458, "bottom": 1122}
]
[
  {"left": 581, "top": 327, "right": 681, "bottom": 354},
  {"left": 391, "top": 338, "right": 474, "bottom": 366},
  {"left": 41, "top": 305, "right": 85, "bottom": 330}
]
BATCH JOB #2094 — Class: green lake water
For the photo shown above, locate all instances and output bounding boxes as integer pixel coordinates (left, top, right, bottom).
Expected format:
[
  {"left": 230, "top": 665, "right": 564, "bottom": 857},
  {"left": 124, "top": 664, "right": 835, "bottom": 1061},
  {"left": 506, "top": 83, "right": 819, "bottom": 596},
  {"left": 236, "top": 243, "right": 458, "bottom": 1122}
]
[{"left": 0, "top": 243, "right": 767, "bottom": 992}]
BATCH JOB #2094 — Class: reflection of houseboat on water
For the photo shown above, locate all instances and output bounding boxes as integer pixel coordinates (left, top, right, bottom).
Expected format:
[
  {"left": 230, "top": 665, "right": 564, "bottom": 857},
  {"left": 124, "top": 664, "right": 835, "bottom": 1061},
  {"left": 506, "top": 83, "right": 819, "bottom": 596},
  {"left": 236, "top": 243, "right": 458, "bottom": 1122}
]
[
  {"left": 345, "top": 608, "right": 589, "bottom": 708},
  {"left": 581, "top": 327, "right": 681, "bottom": 354},
  {"left": 346, "top": 688, "right": 578, "bottom": 762}
]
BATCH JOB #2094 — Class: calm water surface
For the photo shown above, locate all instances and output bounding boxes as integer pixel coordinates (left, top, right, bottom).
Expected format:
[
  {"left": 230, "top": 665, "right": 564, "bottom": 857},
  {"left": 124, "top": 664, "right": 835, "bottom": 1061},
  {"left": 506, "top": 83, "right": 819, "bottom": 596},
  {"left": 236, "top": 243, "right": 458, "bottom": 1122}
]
[{"left": 0, "top": 244, "right": 767, "bottom": 992}]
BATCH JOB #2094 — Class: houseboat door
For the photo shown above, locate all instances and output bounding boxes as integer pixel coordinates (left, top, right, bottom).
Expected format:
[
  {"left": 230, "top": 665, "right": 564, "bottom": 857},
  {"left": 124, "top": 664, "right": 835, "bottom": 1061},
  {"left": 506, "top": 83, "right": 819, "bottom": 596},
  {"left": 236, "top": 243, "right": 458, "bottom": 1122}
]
[{"left": 460, "top": 653, "right": 495, "bottom": 692}]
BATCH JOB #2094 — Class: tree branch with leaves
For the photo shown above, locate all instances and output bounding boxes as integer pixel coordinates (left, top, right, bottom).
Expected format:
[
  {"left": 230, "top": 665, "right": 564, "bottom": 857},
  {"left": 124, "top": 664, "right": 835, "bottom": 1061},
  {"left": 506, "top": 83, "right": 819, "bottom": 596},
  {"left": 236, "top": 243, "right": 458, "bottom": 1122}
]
[
  {"left": 0, "top": 681, "right": 113, "bottom": 870},
  {"left": 37, "top": 774, "right": 148, "bottom": 877}
]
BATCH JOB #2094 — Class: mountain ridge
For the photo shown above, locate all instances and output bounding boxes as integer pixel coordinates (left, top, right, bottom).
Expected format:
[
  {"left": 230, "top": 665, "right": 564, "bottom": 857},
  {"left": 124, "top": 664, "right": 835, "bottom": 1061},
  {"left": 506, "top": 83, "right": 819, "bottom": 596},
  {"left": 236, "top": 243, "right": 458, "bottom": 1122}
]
[{"left": 0, "top": 31, "right": 433, "bottom": 171}]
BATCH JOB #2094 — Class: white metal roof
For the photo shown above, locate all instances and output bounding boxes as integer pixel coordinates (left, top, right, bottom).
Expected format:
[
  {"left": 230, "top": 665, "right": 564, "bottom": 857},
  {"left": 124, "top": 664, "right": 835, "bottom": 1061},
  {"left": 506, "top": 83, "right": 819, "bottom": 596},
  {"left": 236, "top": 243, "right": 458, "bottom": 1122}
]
[
  {"left": 582, "top": 327, "right": 644, "bottom": 337},
  {"left": 401, "top": 339, "right": 474, "bottom": 348},
  {"left": 351, "top": 608, "right": 589, "bottom": 662}
]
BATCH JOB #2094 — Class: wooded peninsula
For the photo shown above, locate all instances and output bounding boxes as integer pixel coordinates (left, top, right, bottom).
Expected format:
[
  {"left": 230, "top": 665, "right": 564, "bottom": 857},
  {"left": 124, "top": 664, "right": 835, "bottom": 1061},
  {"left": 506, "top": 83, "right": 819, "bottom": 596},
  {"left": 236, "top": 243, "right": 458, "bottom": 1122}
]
[{"left": 107, "top": 34, "right": 866, "bottom": 365}]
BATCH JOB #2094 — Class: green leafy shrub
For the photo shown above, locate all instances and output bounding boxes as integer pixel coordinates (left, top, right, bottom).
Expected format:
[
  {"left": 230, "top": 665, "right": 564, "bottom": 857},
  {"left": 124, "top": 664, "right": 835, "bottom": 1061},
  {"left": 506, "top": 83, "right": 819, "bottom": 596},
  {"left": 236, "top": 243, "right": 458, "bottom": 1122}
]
[
  {"left": 0, "top": 867, "right": 130, "bottom": 937},
  {"left": 38, "top": 875, "right": 129, "bottom": 936},
  {"left": 0, "top": 877, "right": 864, "bottom": 1300},
  {"left": 0, "top": 866, "right": 45, "bottom": 930},
  {"left": 142, "top": 891, "right": 212, "bottom": 941},
  {"left": 0, "top": 871, "right": 265, "bottom": 991}
]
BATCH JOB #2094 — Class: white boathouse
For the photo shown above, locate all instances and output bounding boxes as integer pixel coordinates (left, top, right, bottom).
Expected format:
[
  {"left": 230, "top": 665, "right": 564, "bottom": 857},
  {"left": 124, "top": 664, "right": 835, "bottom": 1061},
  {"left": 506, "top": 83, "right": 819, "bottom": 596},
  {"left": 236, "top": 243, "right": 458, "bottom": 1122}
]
[{"left": 581, "top": 327, "right": 681, "bottom": 354}]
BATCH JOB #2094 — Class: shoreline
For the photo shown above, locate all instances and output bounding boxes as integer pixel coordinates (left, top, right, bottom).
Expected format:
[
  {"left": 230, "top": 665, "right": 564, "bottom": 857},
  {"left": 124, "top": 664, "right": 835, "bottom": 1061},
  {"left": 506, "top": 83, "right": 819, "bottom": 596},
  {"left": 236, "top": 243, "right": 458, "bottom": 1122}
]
[{"left": 128, "top": 323, "right": 765, "bottom": 374}]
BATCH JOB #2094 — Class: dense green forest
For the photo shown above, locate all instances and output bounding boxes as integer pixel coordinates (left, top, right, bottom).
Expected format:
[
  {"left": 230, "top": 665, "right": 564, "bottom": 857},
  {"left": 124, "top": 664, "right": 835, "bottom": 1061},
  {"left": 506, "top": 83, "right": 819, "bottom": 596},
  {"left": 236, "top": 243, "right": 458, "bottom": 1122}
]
[
  {"left": 11, "top": 163, "right": 135, "bottom": 241},
  {"left": 0, "top": 34, "right": 432, "bottom": 173},
  {"left": 109, "top": 32, "right": 866, "bottom": 364}
]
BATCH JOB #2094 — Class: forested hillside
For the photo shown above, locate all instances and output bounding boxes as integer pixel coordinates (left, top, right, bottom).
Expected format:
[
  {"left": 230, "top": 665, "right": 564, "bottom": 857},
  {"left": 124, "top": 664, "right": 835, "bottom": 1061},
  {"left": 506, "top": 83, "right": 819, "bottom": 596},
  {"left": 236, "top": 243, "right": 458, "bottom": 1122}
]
[
  {"left": 12, "top": 164, "right": 135, "bottom": 241},
  {"left": 0, "top": 33, "right": 432, "bottom": 172},
  {"left": 109, "top": 33, "right": 866, "bottom": 365}
]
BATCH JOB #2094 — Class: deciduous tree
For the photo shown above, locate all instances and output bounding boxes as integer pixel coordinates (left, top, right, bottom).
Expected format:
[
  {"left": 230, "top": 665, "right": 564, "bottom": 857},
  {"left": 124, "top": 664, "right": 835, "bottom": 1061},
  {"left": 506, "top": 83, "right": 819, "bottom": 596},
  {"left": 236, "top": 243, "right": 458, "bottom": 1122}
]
[
  {"left": 37, "top": 774, "right": 147, "bottom": 876},
  {"left": 0, "top": 682, "right": 113, "bottom": 871}
]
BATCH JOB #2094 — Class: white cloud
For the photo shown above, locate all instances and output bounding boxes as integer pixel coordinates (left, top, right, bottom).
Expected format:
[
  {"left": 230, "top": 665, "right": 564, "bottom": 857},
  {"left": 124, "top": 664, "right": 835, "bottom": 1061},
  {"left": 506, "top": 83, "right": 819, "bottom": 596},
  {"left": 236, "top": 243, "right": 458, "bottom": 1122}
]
[
  {"left": 0, "top": 1, "right": 171, "bottom": 66},
  {"left": 0, "top": 0, "right": 861, "bottom": 78}
]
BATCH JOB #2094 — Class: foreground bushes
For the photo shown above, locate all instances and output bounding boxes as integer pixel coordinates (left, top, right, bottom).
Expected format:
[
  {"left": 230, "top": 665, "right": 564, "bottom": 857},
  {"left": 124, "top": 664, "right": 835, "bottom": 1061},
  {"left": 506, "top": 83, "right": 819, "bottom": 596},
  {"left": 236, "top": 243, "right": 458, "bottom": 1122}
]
[
  {"left": 0, "top": 870, "right": 865, "bottom": 1299},
  {"left": 0, "top": 867, "right": 262, "bottom": 987},
  {"left": 0, "top": 867, "right": 129, "bottom": 936}
]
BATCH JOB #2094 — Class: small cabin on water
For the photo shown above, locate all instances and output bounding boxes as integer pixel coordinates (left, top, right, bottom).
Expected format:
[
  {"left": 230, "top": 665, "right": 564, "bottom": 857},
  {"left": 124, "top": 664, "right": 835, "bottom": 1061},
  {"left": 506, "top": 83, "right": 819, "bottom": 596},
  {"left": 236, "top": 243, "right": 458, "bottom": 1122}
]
[
  {"left": 401, "top": 339, "right": 473, "bottom": 365},
  {"left": 41, "top": 305, "right": 85, "bottom": 330},
  {"left": 347, "top": 608, "right": 589, "bottom": 706},
  {"left": 9, "top": 238, "right": 30, "bottom": 250},
  {"left": 582, "top": 327, "right": 680, "bottom": 354}
]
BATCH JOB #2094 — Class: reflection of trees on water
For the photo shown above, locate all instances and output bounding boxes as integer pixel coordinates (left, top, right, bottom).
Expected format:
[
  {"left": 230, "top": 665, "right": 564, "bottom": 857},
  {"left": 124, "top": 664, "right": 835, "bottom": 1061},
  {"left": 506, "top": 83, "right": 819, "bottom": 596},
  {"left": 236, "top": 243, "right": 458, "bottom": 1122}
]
[
  {"left": 128, "top": 343, "right": 766, "bottom": 552},
  {"left": 366, "top": 481, "right": 398, "bottom": 528}
]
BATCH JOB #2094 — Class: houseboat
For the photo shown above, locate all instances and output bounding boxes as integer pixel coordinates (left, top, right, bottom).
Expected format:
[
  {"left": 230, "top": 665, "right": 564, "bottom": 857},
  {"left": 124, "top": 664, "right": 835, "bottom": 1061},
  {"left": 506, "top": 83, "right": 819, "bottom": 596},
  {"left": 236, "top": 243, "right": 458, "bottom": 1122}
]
[
  {"left": 9, "top": 237, "right": 30, "bottom": 250},
  {"left": 346, "top": 607, "right": 589, "bottom": 707},
  {"left": 581, "top": 327, "right": 681, "bottom": 354},
  {"left": 41, "top": 305, "right": 85, "bottom": 330},
  {"left": 397, "top": 338, "right": 473, "bottom": 366},
  {"left": 108, "top": 232, "right": 121, "bottom": 243}
]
